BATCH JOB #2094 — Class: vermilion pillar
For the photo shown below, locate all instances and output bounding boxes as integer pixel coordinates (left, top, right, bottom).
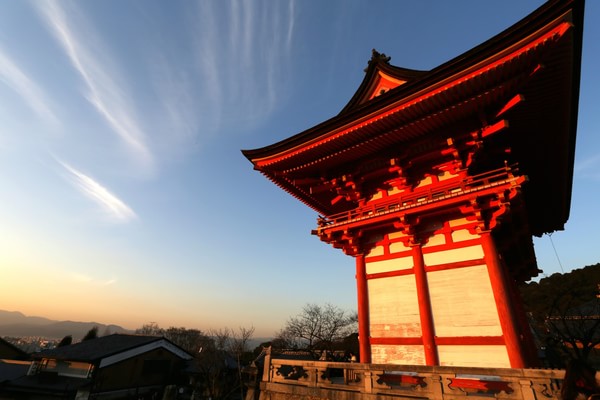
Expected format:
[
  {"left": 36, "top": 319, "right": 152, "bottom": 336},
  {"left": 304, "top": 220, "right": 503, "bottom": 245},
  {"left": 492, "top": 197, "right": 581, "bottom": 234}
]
[
  {"left": 355, "top": 254, "right": 371, "bottom": 363},
  {"left": 480, "top": 231, "right": 526, "bottom": 368},
  {"left": 412, "top": 244, "right": 439, "bottom": 366},
  {"left": 507, "top": 269, "right": 540, "bottom": 367}
]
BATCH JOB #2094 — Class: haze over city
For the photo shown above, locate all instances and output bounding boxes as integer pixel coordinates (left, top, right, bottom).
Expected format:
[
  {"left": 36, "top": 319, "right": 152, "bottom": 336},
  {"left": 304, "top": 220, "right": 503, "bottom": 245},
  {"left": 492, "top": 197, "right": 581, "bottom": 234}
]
[{"left": 1, "top": 0, "right": 599, "bottom": 337}]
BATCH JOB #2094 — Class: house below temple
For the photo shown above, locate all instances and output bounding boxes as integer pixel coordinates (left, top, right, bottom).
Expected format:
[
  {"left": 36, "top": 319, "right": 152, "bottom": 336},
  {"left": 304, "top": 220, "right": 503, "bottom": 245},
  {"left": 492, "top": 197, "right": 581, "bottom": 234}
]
[{"left": 0, "top": 334, "right": 192, "bottom": 399}]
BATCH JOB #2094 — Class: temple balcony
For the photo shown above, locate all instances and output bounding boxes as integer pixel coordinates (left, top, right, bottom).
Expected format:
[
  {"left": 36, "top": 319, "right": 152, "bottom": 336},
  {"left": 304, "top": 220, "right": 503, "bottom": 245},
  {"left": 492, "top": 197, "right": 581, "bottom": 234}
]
[{"left": 248, "top": 350, "right": 581, "bottom": 400}]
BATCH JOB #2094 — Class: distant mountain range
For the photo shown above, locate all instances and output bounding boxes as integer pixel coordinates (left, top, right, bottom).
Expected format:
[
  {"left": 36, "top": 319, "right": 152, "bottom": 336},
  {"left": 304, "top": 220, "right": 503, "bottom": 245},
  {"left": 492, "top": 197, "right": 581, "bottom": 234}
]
[{"left": 0, "top": 310, "right": 133, "bottom": 340}]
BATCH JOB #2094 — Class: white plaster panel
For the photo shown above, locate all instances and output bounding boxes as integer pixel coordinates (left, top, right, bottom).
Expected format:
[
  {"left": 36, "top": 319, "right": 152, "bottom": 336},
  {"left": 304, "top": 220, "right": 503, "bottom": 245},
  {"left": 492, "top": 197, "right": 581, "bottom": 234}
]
[
  {"left": 438, "top": 345, "right": 510, "bottom": 368},
  {"left": 366, "top": 257, "right": 412, "bottom": 274},
  {"left": 423, "top": 245, "right": 483, "bottom": 265},
  {"left": 415, "top": 176, "right": 433, "bottom": 188},
  {"left": 428, "top": 265, "right": 502, "bottom": 337},
  {"left": 371, "top": 345, "right": 425, "bottom": 365},
  {"left": 423, "top": 233, "right": 446, "bottom": 248},
  {"left": 367, "top": 245, "right": 385, "bottom": 257},
  {"left": 388, "top": 231, "right": 408, "bottom": 240},
  {"left": 389, "top": 186, "right": 401, "bottom": 195},
  {"left": 370, "top": 191, "right": 383, "bottom": 201},
  {"left": 438, "top": 170, "right": 457, "bottom": 182},
  {"left": 448, "top": 217, "right": 470, "bottom": 227},
  {"left": 451, "top": 229, "right": 478, "bottom": 243},
  {"left": 368, "top": 276, "right": 421, "bottom": 338},
  {"left": 389, "top": 241, "right": 410, "bottom": 254}
]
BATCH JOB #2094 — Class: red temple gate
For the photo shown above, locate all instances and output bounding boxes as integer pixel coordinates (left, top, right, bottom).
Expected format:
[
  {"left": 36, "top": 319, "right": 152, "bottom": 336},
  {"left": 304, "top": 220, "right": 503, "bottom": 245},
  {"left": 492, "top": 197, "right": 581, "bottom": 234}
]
[{"left": 243, "top": 0, "right": 584, "bottom": 369}]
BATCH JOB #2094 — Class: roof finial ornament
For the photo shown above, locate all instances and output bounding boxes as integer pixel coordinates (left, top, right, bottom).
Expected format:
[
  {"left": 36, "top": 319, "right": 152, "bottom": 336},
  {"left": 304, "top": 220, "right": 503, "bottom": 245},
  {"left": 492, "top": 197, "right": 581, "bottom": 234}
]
[
  {"left": 371, "top": 49, "right": 391, "bottom": 63},
  {"left": 365, "top": 49, "right": 391, "bottom": 71}
]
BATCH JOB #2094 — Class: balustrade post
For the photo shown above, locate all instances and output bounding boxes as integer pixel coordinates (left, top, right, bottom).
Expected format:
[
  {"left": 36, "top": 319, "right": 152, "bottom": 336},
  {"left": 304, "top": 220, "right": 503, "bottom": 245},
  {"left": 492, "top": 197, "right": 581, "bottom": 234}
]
[
  {"left": 363, "top": 370, "right": 374, "bottom": 393},
  {"left": 429, "top": 374, "right": 445, "bottom": 400},
  {"left": 519, "top": 379, "right": 537, "bottom": 400},
  {"left": 262, "top": 347, "right": 272, "bottom": 382},
  {"left": 316, "top": 366, "right": 329, "bottom": 385}
]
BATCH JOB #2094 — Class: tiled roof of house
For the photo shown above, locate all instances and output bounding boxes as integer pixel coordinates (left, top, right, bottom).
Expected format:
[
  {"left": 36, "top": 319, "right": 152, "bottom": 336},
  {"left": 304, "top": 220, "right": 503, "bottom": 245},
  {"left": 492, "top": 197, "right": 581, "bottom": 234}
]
[
  {"left": 0, "top": 360, "right": 31, "bottom": 383},
  {"left": 0, "top": 337, "right": 28, "bottom": 360},
  {"left": 7, "top": 374, "right": 90, "bottom": 395},
  {"left": 33, "top": 334, "right": 163, "bottom": 363}
]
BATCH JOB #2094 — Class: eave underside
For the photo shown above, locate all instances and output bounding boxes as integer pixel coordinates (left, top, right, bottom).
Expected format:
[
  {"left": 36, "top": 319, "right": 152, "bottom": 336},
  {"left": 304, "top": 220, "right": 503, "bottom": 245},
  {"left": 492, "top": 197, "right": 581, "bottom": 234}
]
[
  {"left": 243, "top": 2, "right": 583, "bottom": 237},
  {"left": 245, "top": 7, "right": 580, "bottom": 235}
]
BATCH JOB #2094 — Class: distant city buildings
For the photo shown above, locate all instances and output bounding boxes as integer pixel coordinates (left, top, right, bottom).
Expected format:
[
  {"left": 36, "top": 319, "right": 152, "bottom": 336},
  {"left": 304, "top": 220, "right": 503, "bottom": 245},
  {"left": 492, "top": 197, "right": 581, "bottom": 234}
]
[{"left": 2, "top": 336, "right": 60, "bottom": 354}]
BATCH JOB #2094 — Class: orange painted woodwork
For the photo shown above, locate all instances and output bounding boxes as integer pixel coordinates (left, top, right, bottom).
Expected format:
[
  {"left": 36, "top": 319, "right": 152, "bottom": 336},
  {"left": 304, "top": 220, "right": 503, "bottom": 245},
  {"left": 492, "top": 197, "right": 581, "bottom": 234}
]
[{"left": 243, "top": 0, "right": 584, "bottom": 368}]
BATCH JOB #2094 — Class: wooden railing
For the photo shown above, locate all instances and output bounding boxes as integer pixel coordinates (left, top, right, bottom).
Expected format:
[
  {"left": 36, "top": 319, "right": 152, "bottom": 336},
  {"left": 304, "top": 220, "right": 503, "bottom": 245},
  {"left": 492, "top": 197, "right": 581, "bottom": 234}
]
[
  {"left": 315, "top": 165, "right": 524, "bottom": 232},
  {"left": 260, "top": 353, "right": 568, "bottom": 400}
]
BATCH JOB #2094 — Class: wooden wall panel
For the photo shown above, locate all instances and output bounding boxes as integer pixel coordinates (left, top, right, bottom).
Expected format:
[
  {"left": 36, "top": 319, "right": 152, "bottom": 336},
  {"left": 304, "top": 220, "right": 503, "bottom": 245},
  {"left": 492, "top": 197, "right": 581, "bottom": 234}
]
[
  {"left": 371, "top": 345, "right": 425, "bottom": 365},
  {"left": 388, "top": 186, "right": 401, "bottom": 195},
  {"left": 448, "top": 217, "right": 470, "bottom": 227},
  {"left": 423, "top": 233, "right": 446, "bottom": 248},
  {"left": 415, "top": 176, "right": 433, "bottom": 188},
  {"left": 437, "top": 345, "right": 510, "bottom": 368},
  {"left": 438, "top": 170, "right": 457, "bottom": 182},
  {"left": 389, "top": 241, "right": 410, "bottom": 253},
  {"left": 366, "top": 256, "right": 412, "bottom": 274},
  {"left": 370, "top": 191, "right": 384, "bottom": 201},
  {"left": 369, "top": 275, "right": 421, "bottom": 338},
  {"left": 451, "top": 229, "right": 478, "bottom": 242},
  {"left": 388, "top": 231, "right": 407, "bottom": 240},
  {"left": 367, "top": 245, "right": 385, "bottom": 257},
  {"left": 428, "top": 265, "right": 502, "bottom": 337},
  {"left": 423, "top": 245, "right": 483, "bottom": 265}
]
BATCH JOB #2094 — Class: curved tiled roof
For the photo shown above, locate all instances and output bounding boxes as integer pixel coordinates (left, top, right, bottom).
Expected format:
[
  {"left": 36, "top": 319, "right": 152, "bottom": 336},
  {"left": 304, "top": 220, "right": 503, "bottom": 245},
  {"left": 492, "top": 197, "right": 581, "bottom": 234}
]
[
  {"left": 33, "top": 334, "right": 191, "bottom": 364},
  {"left": 242, "top": 0, "right": 584, "bottom": 236}
]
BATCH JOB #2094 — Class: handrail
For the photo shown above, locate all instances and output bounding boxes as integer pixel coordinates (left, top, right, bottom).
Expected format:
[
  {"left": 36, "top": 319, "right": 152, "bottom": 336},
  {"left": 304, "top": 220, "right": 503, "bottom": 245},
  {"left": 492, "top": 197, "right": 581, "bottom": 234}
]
[
  {"left": 263, "top": 356, "right": 569, "bottom": 400},
  {"left": 316, "top": 165, "right": 523, "bottom": 231}
]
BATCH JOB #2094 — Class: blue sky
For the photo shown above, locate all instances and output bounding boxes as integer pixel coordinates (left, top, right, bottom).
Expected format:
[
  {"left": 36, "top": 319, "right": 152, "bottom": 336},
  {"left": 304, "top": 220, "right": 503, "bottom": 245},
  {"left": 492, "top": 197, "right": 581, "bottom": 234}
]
[{"left": 0, "top": 0, "right": 598, "bottom": 337}]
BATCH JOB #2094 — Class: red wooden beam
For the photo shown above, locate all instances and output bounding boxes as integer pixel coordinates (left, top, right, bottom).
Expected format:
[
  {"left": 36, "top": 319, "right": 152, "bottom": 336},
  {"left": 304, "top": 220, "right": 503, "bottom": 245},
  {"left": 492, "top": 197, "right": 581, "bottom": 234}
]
[
  {"left": 412, "top": 244, "right": 439, "bottom": 366},
  {"left": 355, "top": 254, "right": 371, "bottom": 363},
  {"left": 370, "top": 337, "right": 422, "bottom": 346},
  {"left": 480, "top": 232, "right": 527, "bottom": 368},
  {"left": 495, "top": 94, "right": 524, "bottom": 118},
  {"left": 436, "top": 336, "right": 504, "bottom": 345},
  {"left": 481, "top": 120, "right": 509, "bottom": 138}
]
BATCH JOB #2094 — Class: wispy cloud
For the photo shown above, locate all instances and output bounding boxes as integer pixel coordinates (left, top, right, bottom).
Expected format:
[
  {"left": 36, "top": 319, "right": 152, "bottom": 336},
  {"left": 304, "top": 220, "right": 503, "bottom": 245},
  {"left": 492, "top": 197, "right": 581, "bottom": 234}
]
[
  {"left": 59, "top": 160, "right": 137, "bottom": 223},
  {"left": 149, "top": 55, "right": 200, "bottom": 155},
  {"left": 33, "top": 0, "right": 152, "bottom": 171},
  {"left": 71, "top": 272, "right": 117, "bottom": 286},
  {"left": 0, "top": 44, "right": 59, "bottom": 126},
  {"left": 71, "top": 273, "right": 92, "bottom": 283},
  {"left": 184, "top": 0, "right": 296, "bottom": 133},
  {"left": 575, "top": 153, "right": 600, "bottom": 180}
]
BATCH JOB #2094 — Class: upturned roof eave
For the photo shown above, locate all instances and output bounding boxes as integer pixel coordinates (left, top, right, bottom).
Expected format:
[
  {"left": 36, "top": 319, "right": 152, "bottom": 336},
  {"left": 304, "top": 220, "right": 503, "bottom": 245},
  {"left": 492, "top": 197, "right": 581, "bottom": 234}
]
[{"left": 241, "top": 0, "right": 583, "bottom": 166}]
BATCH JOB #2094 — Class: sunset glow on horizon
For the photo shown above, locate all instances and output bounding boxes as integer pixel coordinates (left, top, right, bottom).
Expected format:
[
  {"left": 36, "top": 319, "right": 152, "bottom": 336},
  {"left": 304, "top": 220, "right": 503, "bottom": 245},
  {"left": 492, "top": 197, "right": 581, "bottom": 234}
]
[{"left": 1, "top": 0, "right": 599, "bottom": 338}]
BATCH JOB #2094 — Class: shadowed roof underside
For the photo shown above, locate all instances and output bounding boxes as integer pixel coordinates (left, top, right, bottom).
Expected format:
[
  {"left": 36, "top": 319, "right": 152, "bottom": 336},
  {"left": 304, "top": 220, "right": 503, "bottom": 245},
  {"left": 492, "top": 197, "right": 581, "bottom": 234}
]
[{"left": 242, "top": 0, "right": 584, "bottom": 237}]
